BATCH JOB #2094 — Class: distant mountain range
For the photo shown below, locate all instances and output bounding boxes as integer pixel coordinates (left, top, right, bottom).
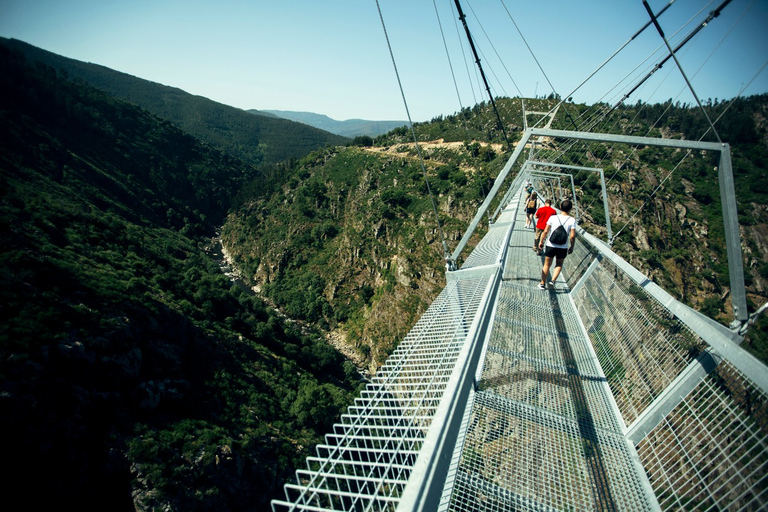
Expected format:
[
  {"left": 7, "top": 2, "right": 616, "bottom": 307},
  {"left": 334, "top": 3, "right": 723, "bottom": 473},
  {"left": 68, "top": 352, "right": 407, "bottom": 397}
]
[
  {"left": 253, "top": 110, "right": 407, "bottom": 138},
  {"left": 0, "top": 37, "right": 348, "bottom": 166}
]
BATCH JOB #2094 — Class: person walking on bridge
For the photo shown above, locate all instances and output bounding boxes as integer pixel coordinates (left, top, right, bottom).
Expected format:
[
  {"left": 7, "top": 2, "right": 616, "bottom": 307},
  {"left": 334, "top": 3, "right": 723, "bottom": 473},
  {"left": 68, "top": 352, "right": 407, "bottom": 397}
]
[
  {"left": 524, "top": 191, "right": 538, "bottom": 228},
  {"left": 533, "top": 198, "right": 556, "bottom": 254},
  {"left": 538, "top": 199, "right": 577, "bottom": 289}
]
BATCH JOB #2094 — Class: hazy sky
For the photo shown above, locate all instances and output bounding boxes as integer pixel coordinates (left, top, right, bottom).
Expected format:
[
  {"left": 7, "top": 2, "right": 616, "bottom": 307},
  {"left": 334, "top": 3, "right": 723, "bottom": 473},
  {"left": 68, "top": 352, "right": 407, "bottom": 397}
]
[{"left": 1, "top": 0, "right": 766, "bottom": 122}]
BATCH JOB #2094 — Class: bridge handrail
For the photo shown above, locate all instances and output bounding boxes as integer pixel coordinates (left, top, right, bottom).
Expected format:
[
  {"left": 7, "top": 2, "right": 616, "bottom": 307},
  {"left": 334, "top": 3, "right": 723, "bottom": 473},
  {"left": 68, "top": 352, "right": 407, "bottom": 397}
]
[
  {"left": 576, "top": 228, "right": 759, "bottom": 387},
  {"left": 453, "top": 128, "right": 748, "bottom": 327}
]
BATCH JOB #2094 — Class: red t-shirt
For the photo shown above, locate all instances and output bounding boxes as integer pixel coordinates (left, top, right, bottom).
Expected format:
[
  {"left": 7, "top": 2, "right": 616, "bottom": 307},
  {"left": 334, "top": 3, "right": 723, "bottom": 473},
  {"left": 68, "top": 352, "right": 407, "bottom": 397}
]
[{"left": 535, "top": 206, "right": 556, "bottom": 230}]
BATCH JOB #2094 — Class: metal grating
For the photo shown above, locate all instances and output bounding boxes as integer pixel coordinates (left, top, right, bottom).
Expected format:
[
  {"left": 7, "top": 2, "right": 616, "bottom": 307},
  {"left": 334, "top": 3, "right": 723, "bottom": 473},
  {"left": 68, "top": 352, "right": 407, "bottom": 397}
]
[
  {"left": 451, "top": 391, "right": 652, "bottom": 511},
  {"left": 461, "top": 204, "right": 516, "bottom": 269},
  {"left": 572, "top": 258, "right": 707, "bottom": 427},
  {"left": 636, "top": 359, "right": 768, "bottom": 510},
  {"left": 272, "top": 271, "right": 492, "bottom": 511}
]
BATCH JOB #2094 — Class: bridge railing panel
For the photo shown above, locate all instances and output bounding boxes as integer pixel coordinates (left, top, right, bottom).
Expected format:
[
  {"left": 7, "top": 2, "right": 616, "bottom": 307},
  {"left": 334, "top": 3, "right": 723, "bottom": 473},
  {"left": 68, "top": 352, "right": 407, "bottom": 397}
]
[
  {"left": 572, "top": 254, "right": 708, "bottom": 426},
  {"left": 568, "top": 230, "right": 768, "bottom": 511},
  {"left": 636, "top": 358, "right": 768, "bottom": 510},
  {"left": 272, "top": 271, "right": 495, "bottom": 512}
]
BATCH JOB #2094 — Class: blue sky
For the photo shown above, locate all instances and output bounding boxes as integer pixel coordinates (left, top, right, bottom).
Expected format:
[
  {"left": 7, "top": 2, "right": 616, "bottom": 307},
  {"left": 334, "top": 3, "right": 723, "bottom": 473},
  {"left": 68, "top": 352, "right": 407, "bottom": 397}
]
[{"left": 1, "top": 0, "right": 766, "bottom": 122}]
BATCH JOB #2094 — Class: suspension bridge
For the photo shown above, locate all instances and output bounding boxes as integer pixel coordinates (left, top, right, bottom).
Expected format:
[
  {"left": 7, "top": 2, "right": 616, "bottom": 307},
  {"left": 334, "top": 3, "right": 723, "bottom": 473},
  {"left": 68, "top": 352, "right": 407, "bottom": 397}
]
[
  {"left": 271, "top": 127, "right": 767, "bottom": 511},
  {"left": 269, "top": 0, "right": 768, "bottom": 508}
]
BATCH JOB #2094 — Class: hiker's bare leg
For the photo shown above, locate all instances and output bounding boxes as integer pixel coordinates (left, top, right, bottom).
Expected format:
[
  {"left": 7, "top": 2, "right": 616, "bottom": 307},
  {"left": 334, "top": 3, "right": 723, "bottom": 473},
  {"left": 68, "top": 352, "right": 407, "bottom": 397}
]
[
  {"left": 541, "top": 256, "right": 553, "bottom": 285},
  {"left": 550, "top": 256, "right": 566, "bottom": 283}
]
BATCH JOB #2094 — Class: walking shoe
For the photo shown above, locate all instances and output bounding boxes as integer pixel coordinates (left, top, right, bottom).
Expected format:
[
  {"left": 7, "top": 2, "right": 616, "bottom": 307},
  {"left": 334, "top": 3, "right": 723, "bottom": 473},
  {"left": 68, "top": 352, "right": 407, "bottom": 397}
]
[{"left": 537, "top": 283, "right": 546, "bottom": 290}]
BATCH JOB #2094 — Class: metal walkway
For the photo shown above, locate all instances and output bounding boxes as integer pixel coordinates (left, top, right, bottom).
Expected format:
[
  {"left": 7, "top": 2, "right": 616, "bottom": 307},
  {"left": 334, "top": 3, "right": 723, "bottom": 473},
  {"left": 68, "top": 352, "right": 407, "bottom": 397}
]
[
  {"left": 272, "top": 130, "right": 768, "bottom": 511},
  {"left": 442, "top": 193, "right": 655, "bottom": 510}
]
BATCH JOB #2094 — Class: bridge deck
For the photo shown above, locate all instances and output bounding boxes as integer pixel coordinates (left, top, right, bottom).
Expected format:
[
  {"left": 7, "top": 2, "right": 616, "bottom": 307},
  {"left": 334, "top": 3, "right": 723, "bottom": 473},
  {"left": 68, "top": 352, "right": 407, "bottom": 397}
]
[{"left": 443, "top": 193, "right": 655, "bottom": 510}]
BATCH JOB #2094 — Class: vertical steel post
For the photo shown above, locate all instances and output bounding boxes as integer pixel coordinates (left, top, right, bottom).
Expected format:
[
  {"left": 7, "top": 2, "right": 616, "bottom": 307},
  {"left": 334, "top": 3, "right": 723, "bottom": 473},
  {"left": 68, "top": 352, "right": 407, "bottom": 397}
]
[
  {"left": 718, "top": 146, "right": 748, "bottom": 325},
  {"left": 600, "top": 168, "right": 613, "bottom": 242}
]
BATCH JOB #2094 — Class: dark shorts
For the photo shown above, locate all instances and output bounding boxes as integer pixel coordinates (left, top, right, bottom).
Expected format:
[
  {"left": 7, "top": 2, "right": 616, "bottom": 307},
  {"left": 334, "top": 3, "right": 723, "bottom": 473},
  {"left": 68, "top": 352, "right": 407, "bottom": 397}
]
[
  {"left": 544, "top": 246, "right": 568, "bottom": 259},
  {"left": 526, "top": 207, "right": 536, "bottom": 215}
]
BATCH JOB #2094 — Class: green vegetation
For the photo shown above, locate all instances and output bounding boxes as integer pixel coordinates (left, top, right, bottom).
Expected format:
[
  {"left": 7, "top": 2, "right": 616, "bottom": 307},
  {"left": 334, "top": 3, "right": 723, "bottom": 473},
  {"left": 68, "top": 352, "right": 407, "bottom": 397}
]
[
  {"left": 222, "top": 140, "right": 501, "bottom": 367},
  {"left": 0, "top": 44, "right": 360, "bottom": 509}
]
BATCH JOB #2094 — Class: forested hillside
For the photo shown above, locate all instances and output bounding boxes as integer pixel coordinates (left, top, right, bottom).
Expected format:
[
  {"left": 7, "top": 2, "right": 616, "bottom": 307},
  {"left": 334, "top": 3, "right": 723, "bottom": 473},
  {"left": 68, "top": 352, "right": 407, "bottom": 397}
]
[
  {"left": 0, "top": 37, "right": 349, "bottom": 167},
  {"left": 223, "top": 142, "right": 498, "bottom": 370},
  {"left": 0, "top": 44, "right": 360, "bottom": 510},
  {"left": 223, "top": 95, "right": 768, "bottom": 371}
]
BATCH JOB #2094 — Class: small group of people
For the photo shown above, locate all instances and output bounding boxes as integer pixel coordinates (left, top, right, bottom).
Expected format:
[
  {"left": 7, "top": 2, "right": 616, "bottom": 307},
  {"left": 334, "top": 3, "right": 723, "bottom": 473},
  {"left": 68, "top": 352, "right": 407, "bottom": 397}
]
[
  {"left": 533, "top": 199, "right": 577, "bottom": 290},
  {"left": 528, "top": 192, "right": 578, "bottom": 290},
  {"left": 522, "top": 183, "right": 578, "bottom": 289}
]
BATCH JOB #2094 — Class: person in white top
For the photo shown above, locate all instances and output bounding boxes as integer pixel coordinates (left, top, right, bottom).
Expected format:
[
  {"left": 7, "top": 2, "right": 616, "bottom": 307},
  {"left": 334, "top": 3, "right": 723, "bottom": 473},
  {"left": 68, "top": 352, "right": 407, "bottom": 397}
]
[{"left": 537, "top": 199, "right": 577, "bottom": 289}]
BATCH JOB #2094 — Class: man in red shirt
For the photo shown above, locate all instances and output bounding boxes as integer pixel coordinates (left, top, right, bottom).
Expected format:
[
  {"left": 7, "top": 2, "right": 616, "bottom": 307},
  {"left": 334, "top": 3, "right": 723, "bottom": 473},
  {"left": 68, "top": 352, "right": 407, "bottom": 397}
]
[{"left": 533, "top": 199, "right": 556, "bottom": 254}]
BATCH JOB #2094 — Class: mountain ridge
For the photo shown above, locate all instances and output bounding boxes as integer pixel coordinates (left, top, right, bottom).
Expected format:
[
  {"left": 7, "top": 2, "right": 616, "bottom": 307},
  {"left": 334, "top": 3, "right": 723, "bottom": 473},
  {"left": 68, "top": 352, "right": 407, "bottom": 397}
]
[
  {"left": 0, "top": 37, "right": 349, "bottom": 166},
  {"left": 254, "top": 109, "right": 407, "bottom": 138}
]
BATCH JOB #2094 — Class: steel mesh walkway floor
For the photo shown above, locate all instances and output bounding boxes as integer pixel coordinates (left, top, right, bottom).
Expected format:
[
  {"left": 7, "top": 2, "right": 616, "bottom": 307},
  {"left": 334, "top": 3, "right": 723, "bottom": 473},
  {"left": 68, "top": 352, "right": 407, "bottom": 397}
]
[{"left": 445, "top": 198, "right": 655, "bottom": 511}]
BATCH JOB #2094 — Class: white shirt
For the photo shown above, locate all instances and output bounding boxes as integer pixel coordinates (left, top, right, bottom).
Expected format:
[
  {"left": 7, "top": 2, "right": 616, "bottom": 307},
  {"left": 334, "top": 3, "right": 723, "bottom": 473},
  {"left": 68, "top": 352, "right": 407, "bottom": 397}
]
[{"left": 544, "top": 214, "right": 577, "bottom": 248}]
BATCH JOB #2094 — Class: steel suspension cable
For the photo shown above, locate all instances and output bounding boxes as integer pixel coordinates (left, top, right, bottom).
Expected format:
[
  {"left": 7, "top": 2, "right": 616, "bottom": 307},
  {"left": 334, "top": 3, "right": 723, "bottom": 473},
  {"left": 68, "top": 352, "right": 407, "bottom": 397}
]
[
  {"left": 572, "top": 2, "right": 707, "bottom": 133},
  {"left": 580, "top": 20, "right": 711, "bottom": 215},
  {"left": 531, "top": 0, "right": 678, "bottom": 130},
  {"left": 451, "top": 3, "right": 481, "bottom": 107},
  {"left": 610, "top": 59, "right": 766, "bottom": 243},
  {"left": 578, "top": 61, "right": 688, "bottom": 215},
  {"left": 608, "top": 0, "right": 731, "bottom": 123},
  {"left": 375, "top": 0, "right": 452, "bottom": 266},
  {"left": 432, "top": 0, "right": 469, "bottom": 132},
  {"left": 538, "top": 2, "right": 714, "bottom": 216},
  {"left": 464, "top": 0, "right": 523, "bottom": 98},
  {"left": 610, "top": 1, "right": 738, "bottom": 239},
  {"left": 522, "top": 1, "right": 681, "bottom": 173},
  {"left": 642, "top": 0, "right": 729, "bottom": 144},
  {"left": 498, "top": 0, "right": 558, "bottom": 100},
  {"left": 453, "top": 0, "right": 512, "bottom": 150},
  {"left": 586, "top": 3, "right": 747, "bottom": 215},
  {"left": 591, "top": 56, "right": 765, "bottom": 243}
]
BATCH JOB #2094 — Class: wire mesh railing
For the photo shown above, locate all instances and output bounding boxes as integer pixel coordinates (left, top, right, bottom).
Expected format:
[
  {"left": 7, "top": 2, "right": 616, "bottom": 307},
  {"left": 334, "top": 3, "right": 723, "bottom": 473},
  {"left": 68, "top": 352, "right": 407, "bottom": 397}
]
[
  {"left": 571, "top": 253, "right": 708, "bottom": 427},
  {"left": 636, "top": 359, "right": 768, "bottom": 510},
  {"left": 567, "top": 229, "right": 768, "bottom": 511}
]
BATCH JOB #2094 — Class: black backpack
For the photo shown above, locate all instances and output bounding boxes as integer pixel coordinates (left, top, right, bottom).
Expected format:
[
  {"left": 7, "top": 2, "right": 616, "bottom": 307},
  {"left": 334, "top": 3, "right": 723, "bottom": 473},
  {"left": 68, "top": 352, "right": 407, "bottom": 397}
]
[{"left": 549, "top": 216, "right": 569, "bottom": 245}]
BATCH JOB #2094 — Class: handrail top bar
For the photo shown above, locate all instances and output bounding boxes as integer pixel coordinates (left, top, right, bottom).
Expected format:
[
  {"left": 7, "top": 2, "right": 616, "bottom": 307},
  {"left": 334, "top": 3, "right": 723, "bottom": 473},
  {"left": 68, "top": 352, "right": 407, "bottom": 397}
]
[
  {"left": 530, "top": 128, "right": 728, "bottom": 151},
  {"left": 527, "top": 161, "right": 603, "bottom": 172},
  {"left": 528, "top": 170, "right": 576, "bottom": 177}
]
